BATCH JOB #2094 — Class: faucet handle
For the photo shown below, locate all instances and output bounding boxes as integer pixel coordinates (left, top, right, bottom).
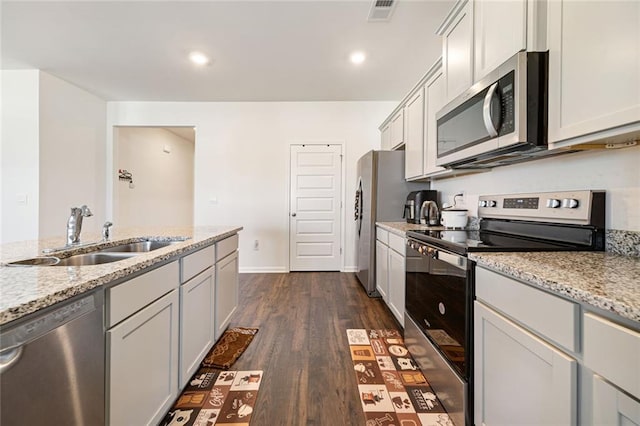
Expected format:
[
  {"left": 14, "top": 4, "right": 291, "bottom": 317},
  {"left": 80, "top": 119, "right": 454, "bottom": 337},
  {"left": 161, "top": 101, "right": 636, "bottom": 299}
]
[
  {"left": 81, "top": 205, "right": 93, "bottom": 217},
  {"left": 102, "top": 221, "right": 113, "bottom": 241}
]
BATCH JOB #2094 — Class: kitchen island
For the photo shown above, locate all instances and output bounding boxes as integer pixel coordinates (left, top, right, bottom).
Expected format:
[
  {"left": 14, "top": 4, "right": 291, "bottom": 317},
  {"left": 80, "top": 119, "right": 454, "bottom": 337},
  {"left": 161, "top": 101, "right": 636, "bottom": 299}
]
[
  {"left": 0, "top": 225, "right": 241, "bottom": 325},
  {"left": 0, "top": 225, "right": 242, "bottom": 425}
]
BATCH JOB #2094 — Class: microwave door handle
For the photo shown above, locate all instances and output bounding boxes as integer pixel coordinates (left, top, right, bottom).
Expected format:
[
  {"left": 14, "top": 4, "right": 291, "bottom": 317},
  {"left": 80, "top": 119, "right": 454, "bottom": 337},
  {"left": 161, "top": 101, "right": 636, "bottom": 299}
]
[{"left": 482, "top": 82, "right": 500, "bottom": 138}]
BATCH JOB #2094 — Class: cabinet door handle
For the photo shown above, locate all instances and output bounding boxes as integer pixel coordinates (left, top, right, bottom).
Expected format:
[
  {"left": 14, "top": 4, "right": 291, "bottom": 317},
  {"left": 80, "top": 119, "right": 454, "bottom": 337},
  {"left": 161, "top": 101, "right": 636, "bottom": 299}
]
[{"left": 291, "top": 213, "right": 297, "bottom": 217}]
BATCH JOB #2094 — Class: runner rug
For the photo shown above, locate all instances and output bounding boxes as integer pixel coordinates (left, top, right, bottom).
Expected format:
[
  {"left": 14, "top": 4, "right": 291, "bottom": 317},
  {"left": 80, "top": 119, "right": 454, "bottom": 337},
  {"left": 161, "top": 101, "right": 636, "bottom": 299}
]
[
  {"left": 159, "top": 369, "right": 263, "bottom": 426},
  {"left": 202, "top": 327, "right": 259, "bottom": 369},
  {"left": 159, "top": 327, "right": 261, "bottom": 426},
  {"left": 346, "top": 329, "right": 455, "bottom": 426}
]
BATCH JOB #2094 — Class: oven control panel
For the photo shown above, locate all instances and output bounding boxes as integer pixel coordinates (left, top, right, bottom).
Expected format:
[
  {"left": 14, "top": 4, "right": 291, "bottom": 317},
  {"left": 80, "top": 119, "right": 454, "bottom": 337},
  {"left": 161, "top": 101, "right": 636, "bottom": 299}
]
[{"left": 478, "top": 190, "right": 605, "bottom": 225}]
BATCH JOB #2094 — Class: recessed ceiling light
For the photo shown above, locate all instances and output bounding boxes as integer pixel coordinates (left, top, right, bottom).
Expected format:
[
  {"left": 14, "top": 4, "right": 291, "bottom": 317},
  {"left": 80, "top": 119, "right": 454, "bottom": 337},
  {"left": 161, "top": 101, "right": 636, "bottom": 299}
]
[
  {"left": 189, "top": 51, "right": 210, "bottom": 66},
  {"left": 350, "top": 51, "right": 366, "bottom": 65}
]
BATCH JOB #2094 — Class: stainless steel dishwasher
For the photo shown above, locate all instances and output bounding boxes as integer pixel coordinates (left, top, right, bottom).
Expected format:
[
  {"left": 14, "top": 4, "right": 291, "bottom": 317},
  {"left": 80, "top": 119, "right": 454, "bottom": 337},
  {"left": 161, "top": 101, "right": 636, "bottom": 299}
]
[{"left": 0, "top": 289, "right": 105, "bottom": 425}]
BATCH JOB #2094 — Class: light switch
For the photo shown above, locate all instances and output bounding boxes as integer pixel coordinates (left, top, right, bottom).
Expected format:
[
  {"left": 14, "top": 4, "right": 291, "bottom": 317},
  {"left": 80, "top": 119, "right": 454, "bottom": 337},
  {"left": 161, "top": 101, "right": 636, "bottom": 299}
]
[
  {"left": 16, "top": 193, "right": 28, "bottom": 205},
  {"left": 163, "top": 144, "right": 171, "bottom": 154}
]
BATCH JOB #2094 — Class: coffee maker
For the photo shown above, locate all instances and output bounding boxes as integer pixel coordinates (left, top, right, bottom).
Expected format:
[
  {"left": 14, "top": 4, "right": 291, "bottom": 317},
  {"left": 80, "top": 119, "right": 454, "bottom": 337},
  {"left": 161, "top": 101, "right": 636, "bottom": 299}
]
[{"left": 404, "top": 190, "right": 438, "bottom": 224}]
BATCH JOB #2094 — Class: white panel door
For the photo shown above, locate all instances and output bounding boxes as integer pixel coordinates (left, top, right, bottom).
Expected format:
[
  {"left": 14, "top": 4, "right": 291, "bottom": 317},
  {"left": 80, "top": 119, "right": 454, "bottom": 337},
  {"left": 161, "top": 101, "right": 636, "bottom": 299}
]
[{"left": 290, "top": 144, "right": 342, "bottom": 271}]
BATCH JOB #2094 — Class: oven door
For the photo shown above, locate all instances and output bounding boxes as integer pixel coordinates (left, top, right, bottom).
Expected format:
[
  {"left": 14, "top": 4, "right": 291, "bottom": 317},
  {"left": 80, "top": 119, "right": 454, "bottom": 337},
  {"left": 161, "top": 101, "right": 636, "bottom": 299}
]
[{"left": 405, "top": 238, "right": 472, "bottom": 379}]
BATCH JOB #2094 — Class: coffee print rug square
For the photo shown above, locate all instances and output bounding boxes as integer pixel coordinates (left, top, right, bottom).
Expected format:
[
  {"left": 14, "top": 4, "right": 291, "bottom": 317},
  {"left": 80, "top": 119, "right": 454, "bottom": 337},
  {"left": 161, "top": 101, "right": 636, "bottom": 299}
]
[
  {"left": 347, "top": 329, "right": 455, "bottom": 426},
  {"left": 159, "top": 368, "right": 263, "bottom": 426}
]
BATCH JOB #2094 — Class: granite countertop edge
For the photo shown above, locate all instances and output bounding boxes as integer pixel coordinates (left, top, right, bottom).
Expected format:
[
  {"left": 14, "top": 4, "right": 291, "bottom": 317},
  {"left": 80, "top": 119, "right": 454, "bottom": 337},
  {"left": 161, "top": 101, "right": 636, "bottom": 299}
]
[
  {"left": 470, "top": 252, "right": 640, "bottom": 324},
  {"left": 376, "top": 223, "right": 639, "bottom": 324},
  {"left": 0, "top": 226, "right": 242, "bottom": 326}
]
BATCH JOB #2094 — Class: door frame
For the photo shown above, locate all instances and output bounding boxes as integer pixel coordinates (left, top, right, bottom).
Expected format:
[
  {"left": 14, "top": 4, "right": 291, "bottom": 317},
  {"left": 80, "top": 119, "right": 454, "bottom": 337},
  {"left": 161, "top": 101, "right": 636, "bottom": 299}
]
[{"left": 287, "top": 141, "right": 345, "bottom": 272}]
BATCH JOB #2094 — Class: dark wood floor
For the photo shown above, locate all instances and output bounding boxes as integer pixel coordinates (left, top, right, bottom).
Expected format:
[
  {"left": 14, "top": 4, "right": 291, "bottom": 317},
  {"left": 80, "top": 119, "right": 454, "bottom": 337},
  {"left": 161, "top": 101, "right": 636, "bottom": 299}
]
[{"left": 229, "top": 272, "right": 401, "bottom": 425}]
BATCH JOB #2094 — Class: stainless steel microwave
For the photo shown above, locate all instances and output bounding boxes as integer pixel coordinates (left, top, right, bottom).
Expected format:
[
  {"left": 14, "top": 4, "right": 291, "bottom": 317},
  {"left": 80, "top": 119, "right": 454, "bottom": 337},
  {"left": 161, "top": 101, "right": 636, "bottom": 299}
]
[{"left": 436, "top": 51, "right": 548, "bottom": 169}]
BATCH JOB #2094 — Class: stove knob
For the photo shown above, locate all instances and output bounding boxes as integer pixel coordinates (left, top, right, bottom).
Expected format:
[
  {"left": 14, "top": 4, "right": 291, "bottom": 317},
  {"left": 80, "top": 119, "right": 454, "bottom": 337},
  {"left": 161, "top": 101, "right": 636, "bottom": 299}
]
[
  {"left": 546, "top": 198, "right": 561, "bottom": 208},
  {"left": 478, "top": 200, "right": 488, "bottom": 207},
  {"left": 562, "top": 198, "right": 579, "bottom": 209},
  {"left": 488, "top": 200, "right": 497, "bottom": 207}
]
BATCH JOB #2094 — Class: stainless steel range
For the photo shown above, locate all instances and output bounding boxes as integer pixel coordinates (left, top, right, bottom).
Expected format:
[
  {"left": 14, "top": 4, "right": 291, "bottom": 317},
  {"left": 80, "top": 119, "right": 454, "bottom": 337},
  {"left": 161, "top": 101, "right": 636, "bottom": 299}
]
[{"left": 404, "top": 190, "right": 605, "bottom": 426}]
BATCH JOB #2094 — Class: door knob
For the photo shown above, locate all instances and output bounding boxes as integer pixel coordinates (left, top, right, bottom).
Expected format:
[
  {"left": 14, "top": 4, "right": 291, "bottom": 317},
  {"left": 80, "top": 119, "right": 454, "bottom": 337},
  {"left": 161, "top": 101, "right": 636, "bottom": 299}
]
[{"left": 291, "top": 213, "right": 297, "bottom": 217}]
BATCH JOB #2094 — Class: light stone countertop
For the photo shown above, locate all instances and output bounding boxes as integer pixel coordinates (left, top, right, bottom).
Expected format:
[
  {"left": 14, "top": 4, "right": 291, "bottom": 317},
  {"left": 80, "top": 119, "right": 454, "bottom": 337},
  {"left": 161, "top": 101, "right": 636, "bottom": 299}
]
[
  {"left": 376, "top": 222, "right": 639, "bottom": 325},
  {"left": 0, "top": 226, "right": 242, "bottom": 326},
  {"left": 376, "top": 221, "right": 446, "bottom": 237},
  {"left": 470, "top": 251, "right": 640, "bottom": 324}
]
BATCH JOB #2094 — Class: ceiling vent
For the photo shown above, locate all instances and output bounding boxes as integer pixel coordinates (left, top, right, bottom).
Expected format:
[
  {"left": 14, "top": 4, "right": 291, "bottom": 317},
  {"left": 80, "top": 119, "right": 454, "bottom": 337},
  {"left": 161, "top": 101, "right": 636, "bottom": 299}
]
[{"left": 368, "top": 0, "right": 397, "bottom": 22}]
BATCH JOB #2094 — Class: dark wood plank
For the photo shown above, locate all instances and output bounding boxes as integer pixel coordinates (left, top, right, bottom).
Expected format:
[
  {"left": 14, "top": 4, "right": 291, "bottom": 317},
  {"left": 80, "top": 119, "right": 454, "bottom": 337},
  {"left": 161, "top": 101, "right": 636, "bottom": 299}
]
[{"left": 230, "top": 272, "right": 400, "bottom": 425}]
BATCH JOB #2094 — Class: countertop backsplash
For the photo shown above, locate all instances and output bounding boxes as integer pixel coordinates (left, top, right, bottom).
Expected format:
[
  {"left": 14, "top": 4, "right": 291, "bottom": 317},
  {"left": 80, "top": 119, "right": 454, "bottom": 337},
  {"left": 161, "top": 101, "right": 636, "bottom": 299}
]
[{"left": 606, "top": 229, "right": 640, "bottom": 257}]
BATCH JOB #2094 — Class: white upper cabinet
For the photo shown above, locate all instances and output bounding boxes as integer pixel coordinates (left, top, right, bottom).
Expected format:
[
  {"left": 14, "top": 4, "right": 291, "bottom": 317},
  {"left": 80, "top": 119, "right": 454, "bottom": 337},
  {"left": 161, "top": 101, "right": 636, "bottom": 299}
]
[
  {"left": 380, "top": 123, "right": 391, "bottom": 150},
  {"left": 390, "top": 109, "right": 405, "bottom": 149},
  {"left": 404, "top": 88, "right": 425, "bottom": 179},
  {"left": 547, "top": 0, "right": 640, "bottom": 148},
  {"left": 438, "top": 0, "right": 474, "bottom": 103},
  {"left": 473, "top": 0, "right": 527, "bottom": 81},
  {"left": 424, "top": 64, "right": 447, "bottom": 176}
]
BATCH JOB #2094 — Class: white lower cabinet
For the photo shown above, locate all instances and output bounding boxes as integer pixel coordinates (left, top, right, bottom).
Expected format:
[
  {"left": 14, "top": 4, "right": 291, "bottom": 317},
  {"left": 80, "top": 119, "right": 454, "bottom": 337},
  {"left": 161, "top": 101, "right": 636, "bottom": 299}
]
[
  {"left": 387, "top": 247, "right": 406, "bottom": 327},
  {"left": 376, "top": 227, "right": 406, "bottom": 327},
  {"left": 474, "top": 300, "right": 577, "bottom": 425},
  {"left": 105, "top": 233, "right": 241, "bottom": 425},
  {"left": 582, "top": 371, "right": 640, "bottom": 426},
  {"left": 375, "top": 239, "right": 389, "bottom": 301},
  {"left": 107, "top": 289, "right": 179, "bottom": 426},
  {"left": 215, "top": 250, "right": 239, "bottom": 340},
  {"left": 179, "top": 267, "right": 215, "bottom": 388},
  {"left": 476, "top": 265, "right": 640, "bottom": 426}
]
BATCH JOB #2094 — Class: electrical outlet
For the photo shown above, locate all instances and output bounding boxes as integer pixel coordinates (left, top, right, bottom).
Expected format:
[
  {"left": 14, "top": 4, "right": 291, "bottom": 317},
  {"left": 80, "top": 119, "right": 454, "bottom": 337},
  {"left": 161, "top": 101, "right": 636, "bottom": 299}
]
[
  {"left": 253, "top": 240, "right": 259, "bottom": 251},
  {"left": 454, "top": 192, "right": 466, "bottom": 207}
]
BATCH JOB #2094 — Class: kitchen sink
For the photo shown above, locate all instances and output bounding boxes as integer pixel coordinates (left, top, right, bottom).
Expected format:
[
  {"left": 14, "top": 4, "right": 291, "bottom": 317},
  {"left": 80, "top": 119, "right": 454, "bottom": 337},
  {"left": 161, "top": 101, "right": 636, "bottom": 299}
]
[
  {"left": 5, "top": 256, "right": 62, "bottom": 267},
  {"left": 98, "top": 240, "right": 178, "bottom": 253},
  {"left": 55, "top": 252, "right": 138, "bottom": 266},
  {"left": 5, "top": 237, "right": 188, "bottom": 267}
]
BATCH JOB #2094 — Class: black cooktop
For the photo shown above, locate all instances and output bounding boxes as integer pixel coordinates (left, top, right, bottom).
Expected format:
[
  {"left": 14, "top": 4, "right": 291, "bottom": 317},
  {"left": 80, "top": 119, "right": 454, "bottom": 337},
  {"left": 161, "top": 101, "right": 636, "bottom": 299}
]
[{"left": 407, "top": 220, "right": 603, "bottom": 256}]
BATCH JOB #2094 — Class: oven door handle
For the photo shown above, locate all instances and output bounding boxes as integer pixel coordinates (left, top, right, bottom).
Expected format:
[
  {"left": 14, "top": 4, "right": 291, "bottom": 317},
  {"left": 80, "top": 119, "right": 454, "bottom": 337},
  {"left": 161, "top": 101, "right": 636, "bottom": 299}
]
[{"left": 435, "top": 250, "right": 467, "bottom": 270}]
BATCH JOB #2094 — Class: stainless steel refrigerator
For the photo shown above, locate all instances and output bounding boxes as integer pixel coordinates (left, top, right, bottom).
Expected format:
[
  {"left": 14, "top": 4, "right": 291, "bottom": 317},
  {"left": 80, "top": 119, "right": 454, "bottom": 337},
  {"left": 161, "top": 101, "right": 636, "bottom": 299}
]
[{"left": 354, "top": 150, "right": 427, "bottom": 296}]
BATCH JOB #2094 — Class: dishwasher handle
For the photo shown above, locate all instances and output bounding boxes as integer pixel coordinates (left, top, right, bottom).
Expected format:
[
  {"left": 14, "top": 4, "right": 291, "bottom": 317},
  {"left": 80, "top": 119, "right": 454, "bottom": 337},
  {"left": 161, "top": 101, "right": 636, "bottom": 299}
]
[
  {"left": 0, "top": 294, "right": 96, "bottom": 352},
  {"left": 0, "top": 346, "right": 23, "bottom": 373}
]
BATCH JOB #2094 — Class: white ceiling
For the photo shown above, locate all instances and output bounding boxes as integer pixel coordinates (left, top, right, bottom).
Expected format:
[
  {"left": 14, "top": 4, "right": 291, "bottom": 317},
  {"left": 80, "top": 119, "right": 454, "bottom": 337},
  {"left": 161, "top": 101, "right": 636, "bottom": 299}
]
[{"left": 1, "top": 0, "right": 454, "bottom": 102}]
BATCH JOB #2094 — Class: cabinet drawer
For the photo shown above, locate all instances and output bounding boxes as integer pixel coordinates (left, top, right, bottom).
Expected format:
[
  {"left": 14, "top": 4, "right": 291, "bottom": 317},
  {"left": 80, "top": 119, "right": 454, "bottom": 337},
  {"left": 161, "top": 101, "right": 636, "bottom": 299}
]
[
  {"left": 584, "top": 313, "right": 640, "bottom": 399},
  {"left": 376, "top": 227, "right": 389, "bottom": 245},
  {"left": 216, "top": 234, "right": 239, "bottom": 262},
  {"left": 181, "top": 244, "right": 215, "bottom": 283},
  {"left": 388, "top": 232, "right": 405, "bottom": 255},
  {"left": 475, "top": 267, "right": 579, "bottom": 353},
  {"left": 107, "top": 261, "right": 179, "bottom": 328}
]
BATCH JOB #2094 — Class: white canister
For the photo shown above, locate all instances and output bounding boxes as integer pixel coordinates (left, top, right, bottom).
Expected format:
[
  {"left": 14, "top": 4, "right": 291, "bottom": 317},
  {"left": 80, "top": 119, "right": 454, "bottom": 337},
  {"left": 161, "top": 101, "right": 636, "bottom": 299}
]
[{"left": 440, "top": 209, "right": 468, "bottom": 229}]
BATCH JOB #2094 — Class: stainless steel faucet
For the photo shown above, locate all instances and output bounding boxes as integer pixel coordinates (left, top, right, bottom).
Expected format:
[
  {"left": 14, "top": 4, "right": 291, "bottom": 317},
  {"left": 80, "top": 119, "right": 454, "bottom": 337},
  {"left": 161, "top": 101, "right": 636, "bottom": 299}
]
[
  {"left": 102, "top": 221, "right": 113, "bottom": 241},
  {"left": 66, "top": 205, "right": 93, "bottom": 245}
]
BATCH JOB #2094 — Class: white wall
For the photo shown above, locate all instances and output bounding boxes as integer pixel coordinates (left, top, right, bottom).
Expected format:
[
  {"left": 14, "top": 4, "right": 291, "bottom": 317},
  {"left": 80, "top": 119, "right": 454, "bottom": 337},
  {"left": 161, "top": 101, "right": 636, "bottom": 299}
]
[
  {"left": 38, "top": 72, "right": 107, "bottom": 238},
  {"left": 0, "top": 70, "right": 106, "bottom": 243},
  {"left": 1, "top": 70, "right": 40, "bottom": 243},
  {"left": 432, "top": 146, "right": 640, "bottom": 231},
  {"left": 107, "top": 101, "right": 395, "bottom": 272},
  {"left": 114, "top": 127, "right": 194, "bottom": 228}
]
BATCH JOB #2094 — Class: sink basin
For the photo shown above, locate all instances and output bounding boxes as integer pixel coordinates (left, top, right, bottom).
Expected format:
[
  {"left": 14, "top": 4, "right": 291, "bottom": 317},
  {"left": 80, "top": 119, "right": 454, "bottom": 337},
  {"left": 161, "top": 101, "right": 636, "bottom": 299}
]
[
  {"left": 55, "top": 252, "right": 137, "bottom": 266},
  {"left": 98, "top": 240, "right": 178, "bottom": 253},
  {"left": 5, "top": 237, "right": 188, "bottom": 267},
  {"left": 5, "top": 256, "right": 62, "bottom": 267}
]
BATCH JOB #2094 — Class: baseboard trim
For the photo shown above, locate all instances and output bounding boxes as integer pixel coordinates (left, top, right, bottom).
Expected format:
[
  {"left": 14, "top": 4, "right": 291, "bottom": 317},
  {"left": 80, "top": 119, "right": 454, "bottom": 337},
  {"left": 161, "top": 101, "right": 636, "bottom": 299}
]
[
  {"left": 239, "top": 267, "right": 288, "bottom": 274},
  {"left": 240, "top": 267, "right": 358, "bottom": 274}
]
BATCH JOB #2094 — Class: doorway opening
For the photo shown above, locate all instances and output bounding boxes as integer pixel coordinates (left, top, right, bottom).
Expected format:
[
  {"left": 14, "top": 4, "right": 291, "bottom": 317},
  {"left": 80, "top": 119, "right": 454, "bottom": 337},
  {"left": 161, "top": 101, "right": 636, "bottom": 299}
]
[{"left": 113, "top": 126, "right": 195, "bottom": 228}]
